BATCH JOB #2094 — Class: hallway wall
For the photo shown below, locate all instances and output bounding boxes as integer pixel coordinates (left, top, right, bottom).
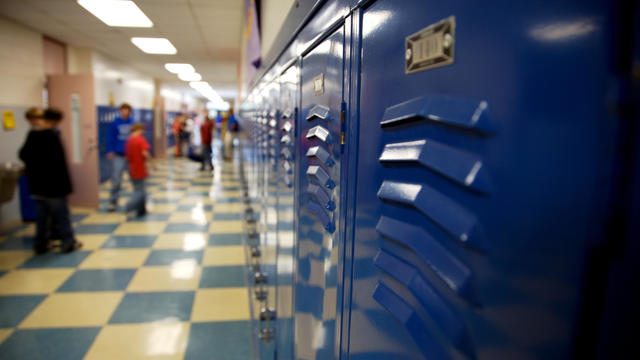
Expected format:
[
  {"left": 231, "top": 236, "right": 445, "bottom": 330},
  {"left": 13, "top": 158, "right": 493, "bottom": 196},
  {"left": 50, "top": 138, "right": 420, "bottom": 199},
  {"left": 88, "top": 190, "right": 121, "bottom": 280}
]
[
  {"left": 0, "top": 16, "right": 44, "bottom": 227},
  {"left": 92, "top": 52, "right": 155, "bottom": 109}
]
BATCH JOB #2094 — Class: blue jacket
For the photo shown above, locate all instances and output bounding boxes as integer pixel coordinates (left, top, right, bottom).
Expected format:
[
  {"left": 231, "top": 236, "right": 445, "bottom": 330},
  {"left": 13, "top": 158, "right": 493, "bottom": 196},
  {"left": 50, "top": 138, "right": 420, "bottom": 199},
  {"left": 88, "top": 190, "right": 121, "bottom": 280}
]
[
  {"left": 107, "top": 116, "right": 133, "bottom": 155},
  {"left": 227, "top": 114, "right": 238, "bottom": 131}
]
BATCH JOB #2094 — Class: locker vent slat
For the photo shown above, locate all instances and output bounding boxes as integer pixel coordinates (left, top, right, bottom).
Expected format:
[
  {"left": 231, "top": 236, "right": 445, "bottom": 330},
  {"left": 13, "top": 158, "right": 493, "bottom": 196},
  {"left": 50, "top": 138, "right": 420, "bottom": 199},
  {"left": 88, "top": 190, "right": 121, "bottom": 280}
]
[
  {"left": 372, "top": 283, "right": 452, "bottom": 360},
  {"left": 380, "top": 94, "right": 493, "bottom": 134},
  {"left": 377, "top": 181, "right": 483, "bottom": 249},
  {"left": 379, "top": 140, "right": 491, "bottom": 194},
  {"left": 374, "top": 250, "right": 474, "bottom": 358}
]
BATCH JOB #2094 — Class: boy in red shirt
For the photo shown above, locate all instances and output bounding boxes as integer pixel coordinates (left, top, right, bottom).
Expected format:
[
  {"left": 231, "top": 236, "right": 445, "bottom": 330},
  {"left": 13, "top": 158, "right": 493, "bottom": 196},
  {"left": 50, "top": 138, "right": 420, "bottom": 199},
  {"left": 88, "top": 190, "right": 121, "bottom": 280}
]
[
  {"left": 200, "top": 114, "right": 213, "bottom": 171},
  {"left": 124, "top": 123, "right": 153, "bottom": 217}
]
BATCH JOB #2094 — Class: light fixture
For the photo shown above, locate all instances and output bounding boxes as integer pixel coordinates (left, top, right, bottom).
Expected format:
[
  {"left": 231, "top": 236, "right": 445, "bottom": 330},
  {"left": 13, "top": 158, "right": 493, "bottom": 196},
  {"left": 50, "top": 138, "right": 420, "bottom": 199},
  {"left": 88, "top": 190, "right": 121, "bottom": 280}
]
[
  {"left": 77, "top": 0, "right": 153, "bottom": 27},
  {"left": 131, "top": 37, "right": 177, "bottom": 54},
  {"left": 164, "top": 63, "right": 195, "bottom": 74},
  {"left": 189, "top": 82, "right": 225, "bottom": 104},
  {"left": 178, "top": 72, "right": 202, "bottom": 81}
]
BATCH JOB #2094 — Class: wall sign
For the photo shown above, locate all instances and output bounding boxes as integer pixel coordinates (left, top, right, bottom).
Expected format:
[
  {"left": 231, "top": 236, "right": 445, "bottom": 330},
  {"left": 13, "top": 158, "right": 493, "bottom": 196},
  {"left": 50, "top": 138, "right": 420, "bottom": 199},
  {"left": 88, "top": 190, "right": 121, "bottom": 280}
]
[
  {"left": 2, "top": 110, "right": 16, "bottom": 130},
  {"left": 314, "top": 74, "right": 324, "bottom": 96}
]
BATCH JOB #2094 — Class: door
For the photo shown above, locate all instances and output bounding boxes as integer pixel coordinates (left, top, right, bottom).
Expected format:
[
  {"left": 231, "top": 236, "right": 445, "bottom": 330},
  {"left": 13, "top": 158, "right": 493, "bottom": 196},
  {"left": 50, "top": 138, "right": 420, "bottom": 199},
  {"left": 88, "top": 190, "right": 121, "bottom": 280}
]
[
  {"left": 294, "top": 26, "right": 345, "bottom": 360},
  {"left": 275, "top": 63, "right": 299, "bottom": 360},
  {"left": 47, "top": 74, "right": 99, "bottom": 208},
  {"left": 153, "top": 96, "right": 166, "bottom": 158},
  {"left": 346, "top": 1, "right": 621, "bottom": 359}
]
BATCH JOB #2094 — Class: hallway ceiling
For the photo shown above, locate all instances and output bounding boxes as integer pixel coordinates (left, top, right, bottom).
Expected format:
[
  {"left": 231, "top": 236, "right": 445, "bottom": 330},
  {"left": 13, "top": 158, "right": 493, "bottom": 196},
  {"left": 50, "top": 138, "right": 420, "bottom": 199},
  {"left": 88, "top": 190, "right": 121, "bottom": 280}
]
[{"left": 0, "top": 0, "right": 244, "bottom": 99}]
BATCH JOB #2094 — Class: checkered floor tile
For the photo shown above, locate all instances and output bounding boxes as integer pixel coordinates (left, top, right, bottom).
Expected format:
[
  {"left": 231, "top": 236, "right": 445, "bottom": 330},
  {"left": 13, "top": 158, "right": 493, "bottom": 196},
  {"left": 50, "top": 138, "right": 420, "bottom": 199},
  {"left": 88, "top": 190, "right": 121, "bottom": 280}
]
[{"left": 0, "top": 158, "right": 251, "bottom": 359}]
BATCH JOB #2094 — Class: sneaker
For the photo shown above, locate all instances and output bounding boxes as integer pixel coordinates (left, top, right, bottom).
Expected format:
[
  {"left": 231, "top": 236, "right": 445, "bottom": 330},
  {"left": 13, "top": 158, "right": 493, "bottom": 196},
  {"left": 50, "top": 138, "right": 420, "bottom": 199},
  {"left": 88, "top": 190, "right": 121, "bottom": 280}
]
[
  {"left": 106, "top": 203, "right": 117, "bottom": 212},
  {"left": 33, "top": 245, "right": 48, "bottom": 255},
  {"left": 61, "top": 240, "right": 83, "bottom": 254}
]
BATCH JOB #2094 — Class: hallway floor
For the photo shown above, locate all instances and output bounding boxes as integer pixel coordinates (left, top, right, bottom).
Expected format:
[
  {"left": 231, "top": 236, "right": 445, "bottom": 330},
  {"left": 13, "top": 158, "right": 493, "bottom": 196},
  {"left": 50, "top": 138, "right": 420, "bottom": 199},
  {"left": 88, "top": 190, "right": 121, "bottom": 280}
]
[{"left": 0, "top": 158, "right": 252, "bottom": 360}]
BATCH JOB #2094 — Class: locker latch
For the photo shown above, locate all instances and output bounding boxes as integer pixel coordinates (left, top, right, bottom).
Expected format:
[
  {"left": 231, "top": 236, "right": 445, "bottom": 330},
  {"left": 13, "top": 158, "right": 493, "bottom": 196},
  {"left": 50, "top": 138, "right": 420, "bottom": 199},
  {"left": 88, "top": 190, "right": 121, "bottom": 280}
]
[{"left": 340, "top": 101, "right": 346, "bottom": 149}]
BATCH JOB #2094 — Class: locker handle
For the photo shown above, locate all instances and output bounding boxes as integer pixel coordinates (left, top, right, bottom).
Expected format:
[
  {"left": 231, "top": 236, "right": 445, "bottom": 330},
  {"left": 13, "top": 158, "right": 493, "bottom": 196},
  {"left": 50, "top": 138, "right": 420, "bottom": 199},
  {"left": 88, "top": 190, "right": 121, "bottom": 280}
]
[{"left": 306, "top": 105, "right": 330, "bottom": 121}]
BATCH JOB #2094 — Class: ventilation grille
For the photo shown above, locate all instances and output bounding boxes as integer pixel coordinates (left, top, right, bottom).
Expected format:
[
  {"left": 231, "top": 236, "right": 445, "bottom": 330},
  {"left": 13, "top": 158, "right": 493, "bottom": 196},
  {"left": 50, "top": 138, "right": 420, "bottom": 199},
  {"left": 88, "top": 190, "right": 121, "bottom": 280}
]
[
  {"left": 303, "top": 104, "right": 336, "bottom": 233},
  {"left": 373, "top": 94, "right": 493, "bottom": 359}
]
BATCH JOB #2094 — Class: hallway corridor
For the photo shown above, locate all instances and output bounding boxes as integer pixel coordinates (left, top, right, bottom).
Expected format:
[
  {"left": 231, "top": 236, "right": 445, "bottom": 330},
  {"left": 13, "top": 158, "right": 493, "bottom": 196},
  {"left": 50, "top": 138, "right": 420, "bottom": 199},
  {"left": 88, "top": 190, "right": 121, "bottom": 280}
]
[{"left": 0, "top": 158, "right": 252, "bottom": 360}]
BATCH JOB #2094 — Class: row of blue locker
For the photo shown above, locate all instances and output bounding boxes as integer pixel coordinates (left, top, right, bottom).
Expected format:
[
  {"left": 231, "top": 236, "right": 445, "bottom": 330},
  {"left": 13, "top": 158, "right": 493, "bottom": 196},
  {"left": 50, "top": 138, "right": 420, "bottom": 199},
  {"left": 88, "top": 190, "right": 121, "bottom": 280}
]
[{"left": 238, "top": 0, "right": 640, "bottom": 359}]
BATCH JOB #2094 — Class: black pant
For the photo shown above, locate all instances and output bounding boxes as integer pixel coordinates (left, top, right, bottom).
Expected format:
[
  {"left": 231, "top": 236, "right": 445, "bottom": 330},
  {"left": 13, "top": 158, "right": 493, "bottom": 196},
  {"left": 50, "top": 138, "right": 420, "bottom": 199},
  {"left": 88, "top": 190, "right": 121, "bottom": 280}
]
[{"left": 34, "top": 197, "right": 74, "bottom": 250}]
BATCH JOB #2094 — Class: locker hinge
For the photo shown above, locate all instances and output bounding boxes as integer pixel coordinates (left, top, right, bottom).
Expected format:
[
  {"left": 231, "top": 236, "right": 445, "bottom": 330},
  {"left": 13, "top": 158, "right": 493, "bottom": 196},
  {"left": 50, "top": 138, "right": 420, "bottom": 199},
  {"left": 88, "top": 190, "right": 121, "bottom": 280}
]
[{"left": 340, "top": 101, "right": 346, "bottom": 151}]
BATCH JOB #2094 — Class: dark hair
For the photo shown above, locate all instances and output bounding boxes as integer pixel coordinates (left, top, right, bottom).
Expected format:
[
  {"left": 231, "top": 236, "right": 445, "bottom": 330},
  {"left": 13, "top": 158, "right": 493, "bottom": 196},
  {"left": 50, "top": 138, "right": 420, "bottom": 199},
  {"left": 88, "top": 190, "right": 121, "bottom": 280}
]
[
  {"left": 25, "top": 107, "right": 43, "bottom": 120},
  {"left": 120, "top": 103, "right": 132, "bottom": 111},
  {"left": 43, "top": 108, "right": 63, "bottom": 122}
]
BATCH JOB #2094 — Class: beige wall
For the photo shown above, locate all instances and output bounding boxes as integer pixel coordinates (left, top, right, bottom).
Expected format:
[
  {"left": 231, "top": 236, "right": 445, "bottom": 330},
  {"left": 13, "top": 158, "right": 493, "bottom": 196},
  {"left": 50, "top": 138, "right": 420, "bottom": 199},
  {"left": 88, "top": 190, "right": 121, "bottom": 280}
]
[
  {"left": 0, "top": 16, "right": 44, "bottom": 107},
  {"left": 92, "top": 51, "right": 155, "bottom": 109},
  {"left": 0, "top": 16, "right": 45, "bottom": 226}
]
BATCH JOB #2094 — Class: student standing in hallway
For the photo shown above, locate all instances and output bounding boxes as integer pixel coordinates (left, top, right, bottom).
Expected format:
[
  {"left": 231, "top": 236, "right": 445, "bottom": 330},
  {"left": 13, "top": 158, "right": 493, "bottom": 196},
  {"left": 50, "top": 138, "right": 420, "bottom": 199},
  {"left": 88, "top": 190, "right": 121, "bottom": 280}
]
[
  {"left": 200, "top": 114, "right": 214, "bottom": 171},
  {"left": 19, "top": 108, "right": 82, "bottom": 254},
  {"left": 106, "top": 103, "right": 134, "bottom": 211},
  {"left": 124, "top": 123, "right": 152, "bottom": 217}
]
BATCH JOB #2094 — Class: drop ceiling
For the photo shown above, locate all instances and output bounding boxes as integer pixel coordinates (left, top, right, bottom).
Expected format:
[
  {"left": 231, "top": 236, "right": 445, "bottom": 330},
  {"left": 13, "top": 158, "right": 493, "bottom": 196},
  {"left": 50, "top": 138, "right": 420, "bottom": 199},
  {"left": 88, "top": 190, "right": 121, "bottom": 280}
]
[{"left": 0, "top": 0, "right": 244, "bottom": 100}]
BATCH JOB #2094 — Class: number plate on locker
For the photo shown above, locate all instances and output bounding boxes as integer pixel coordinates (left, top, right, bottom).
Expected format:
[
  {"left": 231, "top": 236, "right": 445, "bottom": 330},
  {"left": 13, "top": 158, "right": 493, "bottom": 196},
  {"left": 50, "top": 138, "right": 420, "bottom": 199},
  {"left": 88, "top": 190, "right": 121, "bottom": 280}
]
[{"left": 406, "top": 16, "right": 455, "bottom": 74}]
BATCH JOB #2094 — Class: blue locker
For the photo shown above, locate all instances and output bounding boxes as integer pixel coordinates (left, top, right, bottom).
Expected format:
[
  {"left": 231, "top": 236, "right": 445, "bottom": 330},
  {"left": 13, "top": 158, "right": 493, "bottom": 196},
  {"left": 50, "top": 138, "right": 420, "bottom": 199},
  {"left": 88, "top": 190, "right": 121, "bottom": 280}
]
[
  {"left": 97, "top": 106, "right": 120, "bottom": 183},
  {"left": 294, "top": 25, "right": 346, "bottom": 360},
  {"left": 97, "top": 106, "right": 154, "bottom": 183},
  {"left": 275, "top": 63, "right": 299, "bottom": 360},
  {"left": 344, "top": 1, "right": 623, "bottom": 359},
  {"left": 240, "top": 1, "right": 638, "bottom": 359}
]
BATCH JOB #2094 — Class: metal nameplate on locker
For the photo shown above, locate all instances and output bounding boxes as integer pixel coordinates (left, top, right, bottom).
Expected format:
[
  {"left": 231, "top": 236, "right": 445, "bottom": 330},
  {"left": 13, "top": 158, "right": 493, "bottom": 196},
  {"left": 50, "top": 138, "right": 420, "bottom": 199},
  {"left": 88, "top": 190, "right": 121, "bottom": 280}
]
[{"left": 405, "top": 16, "right": 455, "bottom": 74}]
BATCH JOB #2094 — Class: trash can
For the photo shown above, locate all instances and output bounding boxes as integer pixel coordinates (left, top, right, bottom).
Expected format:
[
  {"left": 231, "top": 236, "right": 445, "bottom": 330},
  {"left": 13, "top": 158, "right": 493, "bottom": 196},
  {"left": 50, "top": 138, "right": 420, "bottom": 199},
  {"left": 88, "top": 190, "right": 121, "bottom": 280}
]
[
  {"left": 19, "top": 176, "right": 36, "bottom": 221},
  {"left": 0, "top": 162, "right": 24, "bottom": 204}
]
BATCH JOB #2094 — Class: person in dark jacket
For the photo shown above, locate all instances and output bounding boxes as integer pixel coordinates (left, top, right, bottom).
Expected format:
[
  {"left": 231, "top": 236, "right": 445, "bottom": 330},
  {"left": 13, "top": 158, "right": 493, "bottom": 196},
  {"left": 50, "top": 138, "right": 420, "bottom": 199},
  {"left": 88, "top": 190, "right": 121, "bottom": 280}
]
[
  {"left": 19, "top": 108, "right": 82, "bottom": 254},
  {"left": 106, "top": 103, "right": 134, "bottom": 211}
]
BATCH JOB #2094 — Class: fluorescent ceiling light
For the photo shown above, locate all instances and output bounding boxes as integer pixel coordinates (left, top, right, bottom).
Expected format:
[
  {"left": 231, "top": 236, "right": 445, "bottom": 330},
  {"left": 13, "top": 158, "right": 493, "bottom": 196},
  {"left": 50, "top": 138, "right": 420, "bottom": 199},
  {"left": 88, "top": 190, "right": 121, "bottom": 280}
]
[
  {"left": 131, "top": 37, "right": 177, "bottom": 54},
  {"left": 77, "top": 0, "right": 153, "bottom": 27},
  {"left": 164, "top": 63, "right": 195, "bottom": 74},
  {"left": 178, "top": 72, "right": 202, "bottom": 81},
  {"left": 189, "top": 82, "right": 224, "bottom": 103}
]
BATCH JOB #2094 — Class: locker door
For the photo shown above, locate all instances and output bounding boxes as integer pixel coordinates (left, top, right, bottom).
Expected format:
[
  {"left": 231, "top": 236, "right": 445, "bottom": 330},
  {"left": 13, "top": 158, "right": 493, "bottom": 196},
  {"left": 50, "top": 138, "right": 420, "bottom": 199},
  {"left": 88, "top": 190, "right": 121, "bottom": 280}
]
[
  {"left": 347, "top": 1, "right": 620, "bottom": 359},
  {"left": 257, "top": 86, "right": 278, "bottom": 359},
  {"left": 275, "top": 64, "right": 299, "bottom": 360},
  {"left": 295, "top": 27, "right": 345, "bottom": 360}
]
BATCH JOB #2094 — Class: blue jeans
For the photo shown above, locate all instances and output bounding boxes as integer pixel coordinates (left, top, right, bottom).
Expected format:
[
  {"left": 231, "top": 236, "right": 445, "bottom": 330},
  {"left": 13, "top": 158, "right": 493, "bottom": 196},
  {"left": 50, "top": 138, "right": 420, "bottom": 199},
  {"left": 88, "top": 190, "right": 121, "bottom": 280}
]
[
  {"left": 109, "top": 155, "right": 127, "bottom": 205},
  {"left": 124, "top": 179, "right": 146, "bottom": 215},
  {"left": 34, "top": 197, "right": 74, "bottom": 249},
  {"left": 201, "top": 144, "right": 212, "bottom": 170}
]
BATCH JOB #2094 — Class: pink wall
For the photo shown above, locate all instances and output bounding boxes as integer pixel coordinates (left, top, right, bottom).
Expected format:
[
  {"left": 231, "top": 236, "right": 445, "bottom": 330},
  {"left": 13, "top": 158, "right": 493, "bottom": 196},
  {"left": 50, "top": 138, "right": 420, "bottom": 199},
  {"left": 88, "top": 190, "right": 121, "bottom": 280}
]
[{"left": 43, "top": 37, "right": 66, "bottom": 75}]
